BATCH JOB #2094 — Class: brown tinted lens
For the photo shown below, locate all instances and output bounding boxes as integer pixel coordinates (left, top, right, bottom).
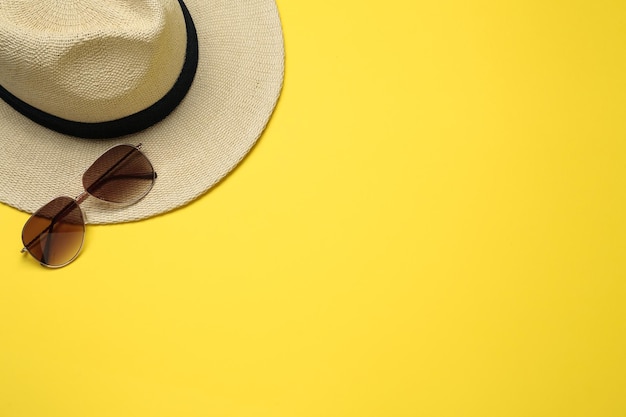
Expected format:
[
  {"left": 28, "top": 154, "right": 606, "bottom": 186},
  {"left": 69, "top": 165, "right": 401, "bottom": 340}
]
[
  {"left": 82, "top": 145, "right": 155, "bottom": 204},
  {"left": 22, "top": 196, "right": 85, "bottom": 267}
]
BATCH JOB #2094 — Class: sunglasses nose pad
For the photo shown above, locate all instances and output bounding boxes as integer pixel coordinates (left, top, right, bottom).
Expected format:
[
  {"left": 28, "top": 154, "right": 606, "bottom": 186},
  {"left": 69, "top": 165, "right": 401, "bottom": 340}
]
[{"left": 21, "top": 196, "right": 85, "bottom": 267}]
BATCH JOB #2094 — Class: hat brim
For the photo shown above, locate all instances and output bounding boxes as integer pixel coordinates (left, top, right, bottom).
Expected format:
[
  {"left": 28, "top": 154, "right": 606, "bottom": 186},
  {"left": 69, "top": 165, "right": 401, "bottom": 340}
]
[{"left": 0, "top": 0, "right": 285, "bottom": 224}]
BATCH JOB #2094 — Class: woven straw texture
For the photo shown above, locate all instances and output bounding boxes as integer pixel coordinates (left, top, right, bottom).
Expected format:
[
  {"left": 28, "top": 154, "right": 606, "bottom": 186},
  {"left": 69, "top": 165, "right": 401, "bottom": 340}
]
[{"left": 0, "top": 0, "right": 284, "bottom": 224}]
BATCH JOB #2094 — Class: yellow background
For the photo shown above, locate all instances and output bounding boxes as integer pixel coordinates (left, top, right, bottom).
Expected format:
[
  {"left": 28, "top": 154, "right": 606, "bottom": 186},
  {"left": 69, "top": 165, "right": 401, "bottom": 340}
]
[{"left": 1, "top": 0, "right": 625, "bottom": 415}]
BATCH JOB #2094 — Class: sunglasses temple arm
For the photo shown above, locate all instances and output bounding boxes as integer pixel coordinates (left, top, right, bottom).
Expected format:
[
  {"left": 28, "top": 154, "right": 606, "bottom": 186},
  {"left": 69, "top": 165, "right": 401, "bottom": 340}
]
[
  {"left": 21, "top": 197, "right": 84, "bottom": 254},
  {"left": 85, "top": 146, "right": 140, "bottom": 196},
  {"left": 22, "top": 227, "right": 55, "bottom": 265},
  {"left": 21, "top": 221, "right": 55, "bottom": 259}
]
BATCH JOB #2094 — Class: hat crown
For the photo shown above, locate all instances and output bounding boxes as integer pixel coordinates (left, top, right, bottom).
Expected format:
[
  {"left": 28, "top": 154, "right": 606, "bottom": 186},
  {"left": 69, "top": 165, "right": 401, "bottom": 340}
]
[{"left": 0, "top": 0, "right": 187, "bottom": 123}]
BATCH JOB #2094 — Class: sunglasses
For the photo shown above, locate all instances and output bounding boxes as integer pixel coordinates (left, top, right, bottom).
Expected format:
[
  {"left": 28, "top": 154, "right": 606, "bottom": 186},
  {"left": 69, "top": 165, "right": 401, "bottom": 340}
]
[{"left": 21, "top": 144, "right": 156, "bottom": 268}]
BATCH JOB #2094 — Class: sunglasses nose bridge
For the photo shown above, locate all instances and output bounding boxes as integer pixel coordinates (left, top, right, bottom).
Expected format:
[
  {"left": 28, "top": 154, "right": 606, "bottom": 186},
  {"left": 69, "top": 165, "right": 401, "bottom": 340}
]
[{"left": 75, "top": 190, "right": 90, "bottom": 205}]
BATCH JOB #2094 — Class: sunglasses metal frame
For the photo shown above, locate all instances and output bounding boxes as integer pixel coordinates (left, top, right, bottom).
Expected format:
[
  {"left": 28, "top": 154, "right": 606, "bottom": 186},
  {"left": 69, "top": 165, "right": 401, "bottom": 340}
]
[{"left": 20, "top": 143, "right": 156, "bottom": 268}]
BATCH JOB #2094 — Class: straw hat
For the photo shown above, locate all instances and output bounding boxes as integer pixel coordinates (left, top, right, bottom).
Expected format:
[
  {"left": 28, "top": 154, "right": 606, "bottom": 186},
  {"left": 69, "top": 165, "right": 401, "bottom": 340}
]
[{"left": 0, "top": 0, "right": 284, "bottom": 224}]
